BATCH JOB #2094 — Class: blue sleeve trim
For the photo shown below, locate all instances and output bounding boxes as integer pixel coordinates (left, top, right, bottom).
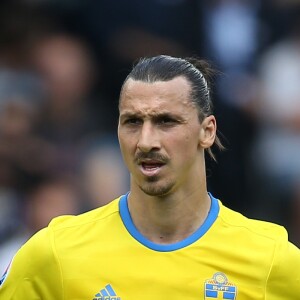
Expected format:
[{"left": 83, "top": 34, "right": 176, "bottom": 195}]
[
  {"left": 0, "top": 260, "right": 12, "bottom": 287},
  {"left": 119, "top": 192, "right": 219, "bottom": 252}
]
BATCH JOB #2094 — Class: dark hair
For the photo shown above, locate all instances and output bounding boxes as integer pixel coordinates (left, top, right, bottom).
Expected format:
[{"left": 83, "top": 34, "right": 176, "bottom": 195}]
[{"left": 120, "top": 55, "right": 224, "bottom": 161}]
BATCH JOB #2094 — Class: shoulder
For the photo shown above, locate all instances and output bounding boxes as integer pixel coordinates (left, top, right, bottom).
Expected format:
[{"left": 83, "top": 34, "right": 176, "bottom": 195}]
[
  {"left": 4, "top": 196, "right": 122, "bottom": 269},
  {"left": 48, "top": 196, "right": 121, "bottom": 232},
  {"left": 0, "top": 227, "right": 64, "bottom": 298},
  {"left": 218, "top": 201, "right": 288, "bottom": 242},
  {"left": 218, "top": 200, "right": 300, "bottom": 295},
  {"left": 0, "top": 196, "right": 123, "bottom": 297},
  {"left": 42, "top": 196, "right": 124, "bottom": 252}
]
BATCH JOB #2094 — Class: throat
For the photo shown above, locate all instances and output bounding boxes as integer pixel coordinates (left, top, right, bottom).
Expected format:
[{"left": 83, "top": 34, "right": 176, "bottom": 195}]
[
  {"left": 138, "top": 210, "right": 206, "bottom": 245},
  {"left": 127, "top": 191, "right": 212, "bottom": 245}
]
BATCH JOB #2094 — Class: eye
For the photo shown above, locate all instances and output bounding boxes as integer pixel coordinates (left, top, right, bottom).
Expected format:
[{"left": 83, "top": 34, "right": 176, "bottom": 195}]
[
  {"left": 156, "top": 116, "right": 177, "bottom": 126},
  {"left": 124, "top": 118, "right": 142, "bottom": 126}
]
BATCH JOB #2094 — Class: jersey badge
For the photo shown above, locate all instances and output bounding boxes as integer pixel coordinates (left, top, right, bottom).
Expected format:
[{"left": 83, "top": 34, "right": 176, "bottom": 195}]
[
  {"left": 204, "top": 272, "right": 237, "bottom": 299},
  {"left": 93, "top": 284, "right": 121, "bottom": 300}
]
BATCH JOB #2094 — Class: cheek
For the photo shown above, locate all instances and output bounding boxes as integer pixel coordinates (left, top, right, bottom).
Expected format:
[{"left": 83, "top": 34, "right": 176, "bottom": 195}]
[
  {"left": 177, "top": 128, "right": 200, "bottom": 148},
  {"left": 175, "top": 131, "right": 200, "bottom": 159},
  {"left": 118, "top": 135, "right": 136, "bottom": 163},
  {"left": 119, "top": 139, "right": 129, "bottom": 157},
  {"left": 168, "top": 134, "right": 198, "bottom": 162}
]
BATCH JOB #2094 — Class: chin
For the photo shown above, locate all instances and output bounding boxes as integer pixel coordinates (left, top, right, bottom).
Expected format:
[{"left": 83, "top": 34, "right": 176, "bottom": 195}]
[{"left": 139, "top": 181, "right": 174, "bottom": 197}]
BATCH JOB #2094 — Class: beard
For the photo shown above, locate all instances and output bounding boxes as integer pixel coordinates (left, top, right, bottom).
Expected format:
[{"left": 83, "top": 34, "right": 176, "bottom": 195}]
[{"left": 138, "top": 176, "right": 175, "bottom": 197}]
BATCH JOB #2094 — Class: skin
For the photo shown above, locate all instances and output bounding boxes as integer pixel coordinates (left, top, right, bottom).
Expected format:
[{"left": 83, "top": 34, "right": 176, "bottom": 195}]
[{"left": 118, "top": 76, "right": 217, "bottom": 244}]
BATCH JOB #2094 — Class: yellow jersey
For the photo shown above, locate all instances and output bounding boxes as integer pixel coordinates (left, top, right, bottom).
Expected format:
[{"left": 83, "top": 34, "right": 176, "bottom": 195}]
[{"left": 1, "top": 193, "right": 300, "bottom": 299}]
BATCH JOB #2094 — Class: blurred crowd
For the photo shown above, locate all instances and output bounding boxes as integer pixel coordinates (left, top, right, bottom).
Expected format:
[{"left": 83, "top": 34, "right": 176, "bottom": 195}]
[{"left": 1, "top": 0, "right": 300, "bottom": 272}]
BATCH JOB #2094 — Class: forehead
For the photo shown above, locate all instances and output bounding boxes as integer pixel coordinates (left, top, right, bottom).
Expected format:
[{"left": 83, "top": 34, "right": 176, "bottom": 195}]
[{"left": 119, "top": 76, "right": 195, "bottom": 114}]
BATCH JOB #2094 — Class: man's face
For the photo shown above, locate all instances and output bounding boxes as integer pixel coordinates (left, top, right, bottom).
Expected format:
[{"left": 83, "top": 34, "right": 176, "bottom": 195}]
[{"left": 118, "top": 76, "right": 208, "bottom": 197}]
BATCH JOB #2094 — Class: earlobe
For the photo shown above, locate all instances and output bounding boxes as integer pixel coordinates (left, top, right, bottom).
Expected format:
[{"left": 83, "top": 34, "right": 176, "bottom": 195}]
[{"left": 199, "top": 115, "right": 217, "bottom": 149}]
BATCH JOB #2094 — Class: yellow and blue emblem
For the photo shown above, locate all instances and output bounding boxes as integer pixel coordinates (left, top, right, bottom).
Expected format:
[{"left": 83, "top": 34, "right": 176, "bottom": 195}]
[{"left": 204, "top": 272, "right": 237, "bottom": 299}]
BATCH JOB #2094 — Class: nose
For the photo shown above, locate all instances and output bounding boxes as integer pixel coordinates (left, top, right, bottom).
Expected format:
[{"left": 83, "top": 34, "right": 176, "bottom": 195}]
[{"left": 137, "top": 122, "right": 160, "bottom": 153}]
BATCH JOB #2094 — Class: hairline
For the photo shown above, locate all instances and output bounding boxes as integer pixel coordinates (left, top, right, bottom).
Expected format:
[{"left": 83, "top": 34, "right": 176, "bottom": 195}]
[{"left": 119, "top": 75, "right": 202, "bottom": 119}]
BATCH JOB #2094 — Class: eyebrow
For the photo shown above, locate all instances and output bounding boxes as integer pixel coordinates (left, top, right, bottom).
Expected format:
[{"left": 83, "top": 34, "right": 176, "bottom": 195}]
[
  {"left": 119, "top": 111, "right": 184, "bottom": 123},
  {"left": 120, "top": 111, "right": 178, "bottom": 118},
  {"left": 119, "top": 112, "right": 141, "bottom": 119}
]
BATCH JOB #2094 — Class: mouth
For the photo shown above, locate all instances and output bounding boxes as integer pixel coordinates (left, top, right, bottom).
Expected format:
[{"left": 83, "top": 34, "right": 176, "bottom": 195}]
[{"left": 139, "top": 160, "right": 165, "bottom": 177}]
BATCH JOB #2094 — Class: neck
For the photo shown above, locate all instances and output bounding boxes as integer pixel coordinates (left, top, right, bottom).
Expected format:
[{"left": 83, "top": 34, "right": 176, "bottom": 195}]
[{"left": 127, "top": 186, "right": 211, "bottom": 244}]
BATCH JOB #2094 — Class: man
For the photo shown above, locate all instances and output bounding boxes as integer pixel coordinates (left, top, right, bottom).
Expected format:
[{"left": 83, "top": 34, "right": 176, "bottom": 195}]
[{"left": 1, "top": 55, "right": 300, "bottom": 299}]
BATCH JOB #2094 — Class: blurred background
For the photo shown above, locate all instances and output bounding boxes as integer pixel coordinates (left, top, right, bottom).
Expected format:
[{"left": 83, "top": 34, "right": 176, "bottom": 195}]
[{"left": 0, "top": 0, "right": 300, "bottom": 272}]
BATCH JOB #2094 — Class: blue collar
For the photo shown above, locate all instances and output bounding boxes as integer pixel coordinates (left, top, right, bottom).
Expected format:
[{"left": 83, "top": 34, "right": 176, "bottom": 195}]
[{"left": 119, "top": 193, "right": 219, "bottom": 252}]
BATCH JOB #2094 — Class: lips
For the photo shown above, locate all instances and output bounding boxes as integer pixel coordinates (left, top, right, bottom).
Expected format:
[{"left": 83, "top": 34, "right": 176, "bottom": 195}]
[{"left": 139, "top": 160, "right": 165, "bottom": 177}]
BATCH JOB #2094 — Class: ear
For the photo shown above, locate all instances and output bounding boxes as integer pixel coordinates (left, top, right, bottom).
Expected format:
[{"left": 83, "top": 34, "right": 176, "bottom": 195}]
[{"left": 199, "top": 115, "right": 217, "bottom": 149}]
